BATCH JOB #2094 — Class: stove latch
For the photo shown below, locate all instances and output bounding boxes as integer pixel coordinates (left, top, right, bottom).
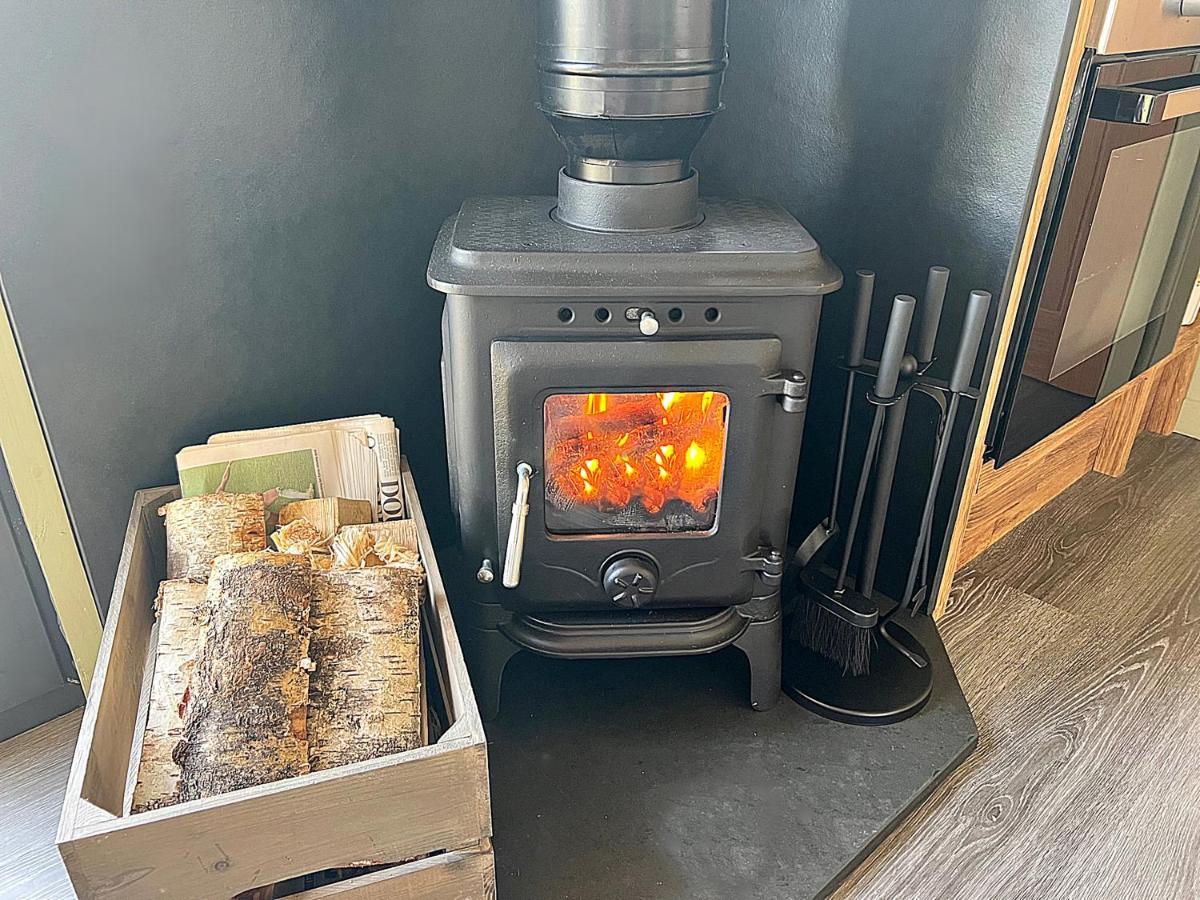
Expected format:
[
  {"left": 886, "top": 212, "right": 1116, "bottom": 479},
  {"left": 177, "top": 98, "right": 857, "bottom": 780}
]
[
  {"left": 763, "top": 371, "right": 809, "bottom": 412},
  {"left": 501, "top": 461, "right": 534, "bottom": 588}
]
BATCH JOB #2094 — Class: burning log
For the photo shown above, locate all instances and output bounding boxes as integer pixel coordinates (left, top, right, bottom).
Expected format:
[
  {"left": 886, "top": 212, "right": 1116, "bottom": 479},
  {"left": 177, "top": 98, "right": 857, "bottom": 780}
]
[
  {"left": 176, "top": 552, "right": 314, "bottom": 800},
  {"left": 543, "top": 390, "right": 728, "bottom": 520},
  {"left": 308, "top": 563, "right": 426, "bottom": 771},
  {"left": 159, "top": 493, "right": 267, "bottom": 580},
  {"left": 131, "top": 580, "right": 207, "bottom": 812}
]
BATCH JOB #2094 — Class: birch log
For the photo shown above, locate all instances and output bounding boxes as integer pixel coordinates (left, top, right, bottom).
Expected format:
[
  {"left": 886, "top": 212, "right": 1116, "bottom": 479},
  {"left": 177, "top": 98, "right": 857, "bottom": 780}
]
[
  {"left": 308, "top": 563, "right": 426, "bottom": 771},
  {"left": 177, "top": 552, "right": 313, "bottom": 800},
  {"left": 159, "top": 493, "right": 266, "bottom": 580},
  {"left": 131, "top": 580, "right": 207, "bottom": 812}
]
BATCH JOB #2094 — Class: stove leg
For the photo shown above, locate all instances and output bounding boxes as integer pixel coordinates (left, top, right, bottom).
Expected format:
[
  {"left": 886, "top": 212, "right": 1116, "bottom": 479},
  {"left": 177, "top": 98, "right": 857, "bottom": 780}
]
[
  {"left": 735, "top": 614, "right": 782, "bottom": 711},
  {"left": 463, "top": 627, "right": 521, "bottom": 722}
]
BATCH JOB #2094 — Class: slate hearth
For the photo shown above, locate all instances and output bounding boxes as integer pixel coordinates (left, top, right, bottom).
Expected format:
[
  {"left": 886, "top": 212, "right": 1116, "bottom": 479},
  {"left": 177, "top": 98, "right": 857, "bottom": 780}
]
[{"left": 486, "top": 613, "right": 976, "bottom": 899}]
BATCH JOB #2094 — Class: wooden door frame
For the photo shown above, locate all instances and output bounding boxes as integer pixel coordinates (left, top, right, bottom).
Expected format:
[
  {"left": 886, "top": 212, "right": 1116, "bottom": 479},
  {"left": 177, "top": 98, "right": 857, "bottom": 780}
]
[{"left": 0, "top": 272, "right": 101, "bottom": 689}]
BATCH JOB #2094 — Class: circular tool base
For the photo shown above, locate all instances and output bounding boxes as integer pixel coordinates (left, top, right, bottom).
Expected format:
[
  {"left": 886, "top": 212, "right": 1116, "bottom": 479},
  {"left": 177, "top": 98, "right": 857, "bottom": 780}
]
[{"left": 782, "top": 620, "right": 933, "bottom": 726}]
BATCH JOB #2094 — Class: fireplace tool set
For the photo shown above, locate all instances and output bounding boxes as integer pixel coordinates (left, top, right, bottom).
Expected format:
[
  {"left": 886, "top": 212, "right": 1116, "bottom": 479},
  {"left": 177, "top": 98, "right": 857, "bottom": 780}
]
[{"left": 783, "top": 268, "right": 991, "bottom": 725}]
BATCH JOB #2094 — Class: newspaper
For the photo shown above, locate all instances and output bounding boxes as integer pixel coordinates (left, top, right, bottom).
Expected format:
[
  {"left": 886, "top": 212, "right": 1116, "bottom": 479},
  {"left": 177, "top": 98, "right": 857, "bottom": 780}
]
[{"left": 179, "top": 415, "right": 403, "bottom": 521}]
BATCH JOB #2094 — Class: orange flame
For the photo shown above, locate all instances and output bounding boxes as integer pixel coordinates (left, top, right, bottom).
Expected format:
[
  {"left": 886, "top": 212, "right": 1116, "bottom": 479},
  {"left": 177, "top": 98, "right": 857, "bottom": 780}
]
[{"left": 544, "top": 390, "right": 728, "bottom": 522}]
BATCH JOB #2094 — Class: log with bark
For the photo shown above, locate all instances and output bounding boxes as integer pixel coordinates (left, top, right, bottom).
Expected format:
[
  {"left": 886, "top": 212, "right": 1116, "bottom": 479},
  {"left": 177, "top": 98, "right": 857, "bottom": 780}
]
[
  {"left": 131, "top": 580, "right": 207, "bottom": 812},
  {"left": 308, "top": 561, "right": 426, "bottom": 771},
  {"left": 159, "top": 493, "right": 267, "bottom": 580},
  {"left": 176, "top": 552, "right": 314, "bottom": 800}
]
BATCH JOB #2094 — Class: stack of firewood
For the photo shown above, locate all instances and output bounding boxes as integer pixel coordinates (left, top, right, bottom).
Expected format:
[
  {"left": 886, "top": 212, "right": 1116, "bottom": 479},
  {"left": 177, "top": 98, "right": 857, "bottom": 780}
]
[{"left": 131, "top": 493, "right": 426, "bottom": 812}]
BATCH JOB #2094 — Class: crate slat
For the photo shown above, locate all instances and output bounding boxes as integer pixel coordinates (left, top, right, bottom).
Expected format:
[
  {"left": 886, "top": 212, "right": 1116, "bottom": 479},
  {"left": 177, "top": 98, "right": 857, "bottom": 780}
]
[{"left": 288, "top": 845, "right": 496, "bottom": 899}]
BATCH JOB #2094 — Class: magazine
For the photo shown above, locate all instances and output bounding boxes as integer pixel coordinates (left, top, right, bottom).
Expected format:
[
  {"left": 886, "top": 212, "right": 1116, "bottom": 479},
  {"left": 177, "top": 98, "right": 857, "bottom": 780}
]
[{"left": 178, "top": 415, "right": 403, "bottom": 521}]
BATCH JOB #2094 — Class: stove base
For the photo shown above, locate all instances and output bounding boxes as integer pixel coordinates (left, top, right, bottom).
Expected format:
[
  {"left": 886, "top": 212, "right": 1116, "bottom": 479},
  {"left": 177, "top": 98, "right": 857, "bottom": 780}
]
[{"left": 462, "top": 606, "right": 782, "bottom": 720}]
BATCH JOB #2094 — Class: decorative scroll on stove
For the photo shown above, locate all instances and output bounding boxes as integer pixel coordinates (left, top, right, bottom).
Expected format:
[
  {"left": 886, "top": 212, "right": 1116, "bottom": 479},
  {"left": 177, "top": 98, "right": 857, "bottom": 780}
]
[{"left": 543, "top": 390, "right": 729, "bottom": 534}]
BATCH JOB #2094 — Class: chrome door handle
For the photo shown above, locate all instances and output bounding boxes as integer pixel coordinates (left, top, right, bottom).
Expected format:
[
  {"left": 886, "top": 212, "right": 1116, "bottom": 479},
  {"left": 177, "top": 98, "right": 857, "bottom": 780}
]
[
  {"left": 1092, "top": 75, "right": 1200, "bottom": 125},
  {"left": 502, "top": 462, "right": 534, "bottom": 588}
]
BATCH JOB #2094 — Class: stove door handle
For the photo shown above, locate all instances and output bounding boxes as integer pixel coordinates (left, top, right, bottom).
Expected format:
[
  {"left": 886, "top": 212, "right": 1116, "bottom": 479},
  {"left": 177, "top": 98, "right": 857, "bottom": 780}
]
[{"left": 502, "top": 461, "right": 534, "bottom": 588}]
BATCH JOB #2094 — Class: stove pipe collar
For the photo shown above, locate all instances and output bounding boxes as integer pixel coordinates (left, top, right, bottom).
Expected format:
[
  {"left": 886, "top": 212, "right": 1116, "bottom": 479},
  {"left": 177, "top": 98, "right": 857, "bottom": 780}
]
[{"left": 537, "top": 0, "right": 728, "bottom": 231}]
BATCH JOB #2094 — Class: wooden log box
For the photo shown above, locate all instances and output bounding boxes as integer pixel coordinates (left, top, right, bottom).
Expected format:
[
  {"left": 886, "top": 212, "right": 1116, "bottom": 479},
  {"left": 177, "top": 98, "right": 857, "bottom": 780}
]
[
  {"left": 159, "top": 492, "right": 267, "bottom": 580},
  {"left": 57, "top": 461, "right": 494, "bottom": 899}
]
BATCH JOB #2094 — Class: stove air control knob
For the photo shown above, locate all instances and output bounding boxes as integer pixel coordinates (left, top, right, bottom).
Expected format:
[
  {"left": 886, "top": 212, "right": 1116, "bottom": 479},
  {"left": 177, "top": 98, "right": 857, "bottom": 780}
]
[
  {"left": 638, "top": 310, "right": 660, "bottom": 336},
  {"left": 602, "top": 555, "right": 659, "bottom": 608}
]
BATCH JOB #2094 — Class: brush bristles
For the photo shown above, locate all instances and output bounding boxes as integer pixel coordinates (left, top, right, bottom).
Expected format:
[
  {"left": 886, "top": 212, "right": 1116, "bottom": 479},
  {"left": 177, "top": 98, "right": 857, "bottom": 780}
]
[{"left": 790, "top": 599, "right": 877, "bottom": 676}]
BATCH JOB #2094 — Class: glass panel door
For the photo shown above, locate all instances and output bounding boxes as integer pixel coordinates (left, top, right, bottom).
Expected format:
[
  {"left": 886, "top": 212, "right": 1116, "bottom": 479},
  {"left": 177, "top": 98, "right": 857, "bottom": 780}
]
[
  {"left": 1050, "top": 119, "right": 1200, "bottom": 386},
  {"left": 542, "top": 390, "right": 730, "bottom": 535}
]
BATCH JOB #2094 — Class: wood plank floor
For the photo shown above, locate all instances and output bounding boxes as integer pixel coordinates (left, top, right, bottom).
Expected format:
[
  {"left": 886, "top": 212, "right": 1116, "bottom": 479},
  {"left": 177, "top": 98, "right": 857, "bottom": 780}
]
[
  {"left": 0, "top": 708, "right": 80, "bottom": 898},
  {"left": 3, "top": 433, "right": 1198, "bottom": 899},
  {"left": 838, "top": 433, "right": 1200, "bottom": 900}
]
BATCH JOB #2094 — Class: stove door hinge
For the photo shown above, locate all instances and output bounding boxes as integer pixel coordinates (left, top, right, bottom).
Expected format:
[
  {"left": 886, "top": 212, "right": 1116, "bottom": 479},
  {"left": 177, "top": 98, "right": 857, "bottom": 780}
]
[
  {"left": 742, "top": 548, "right": 784, "bottom": 589},
  {"left": 740, "top": 548, "right": 785, "bottom": 616},
  {"left": 762, "top": 371, "right": 809, "bottom": 413}
]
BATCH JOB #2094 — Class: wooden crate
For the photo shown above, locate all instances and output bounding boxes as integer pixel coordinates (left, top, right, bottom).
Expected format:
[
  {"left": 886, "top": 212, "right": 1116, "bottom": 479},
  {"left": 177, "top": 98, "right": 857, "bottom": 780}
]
[{"left": 56, "top": 459, "right": 494, "bottom": 899}]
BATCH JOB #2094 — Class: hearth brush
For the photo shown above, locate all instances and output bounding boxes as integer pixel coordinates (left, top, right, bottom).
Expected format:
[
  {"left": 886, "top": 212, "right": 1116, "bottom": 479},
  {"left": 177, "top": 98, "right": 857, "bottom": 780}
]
[
  {"left": 784, "top": 275, "right": 991, "bottom": 725},
  {"left": 787, "top": 291, "right": 916, "bottom": 675}
]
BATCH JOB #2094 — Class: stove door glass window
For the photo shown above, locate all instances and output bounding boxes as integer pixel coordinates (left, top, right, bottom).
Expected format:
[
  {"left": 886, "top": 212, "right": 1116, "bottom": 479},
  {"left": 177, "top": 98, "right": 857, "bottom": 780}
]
[{"left": 543, "top": 391, "right": 730, "bottom": 535}]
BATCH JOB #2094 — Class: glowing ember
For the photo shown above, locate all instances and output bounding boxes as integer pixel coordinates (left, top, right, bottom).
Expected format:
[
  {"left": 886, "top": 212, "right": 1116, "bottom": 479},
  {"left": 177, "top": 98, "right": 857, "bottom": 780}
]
[{"left": 544, "top": 390, "right": 729, "bottom": 532}]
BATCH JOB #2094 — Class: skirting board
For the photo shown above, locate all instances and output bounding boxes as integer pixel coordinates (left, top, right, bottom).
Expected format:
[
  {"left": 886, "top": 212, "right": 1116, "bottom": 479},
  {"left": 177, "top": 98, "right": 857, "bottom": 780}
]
[{"left": 956, "top": 322, "right": 1200, "bottom": 569}]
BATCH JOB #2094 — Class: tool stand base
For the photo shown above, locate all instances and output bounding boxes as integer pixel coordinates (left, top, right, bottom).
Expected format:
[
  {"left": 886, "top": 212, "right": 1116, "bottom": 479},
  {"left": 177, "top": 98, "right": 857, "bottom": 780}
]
[{"left": 782, "top": 617, "right": 933, "bottom": 726}]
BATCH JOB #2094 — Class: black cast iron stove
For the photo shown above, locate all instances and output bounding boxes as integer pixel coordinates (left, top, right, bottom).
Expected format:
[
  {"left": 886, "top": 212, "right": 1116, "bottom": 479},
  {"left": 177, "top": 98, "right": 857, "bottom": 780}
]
[{"left": 428, "top": 0, "right": 841, "bottom": 719}]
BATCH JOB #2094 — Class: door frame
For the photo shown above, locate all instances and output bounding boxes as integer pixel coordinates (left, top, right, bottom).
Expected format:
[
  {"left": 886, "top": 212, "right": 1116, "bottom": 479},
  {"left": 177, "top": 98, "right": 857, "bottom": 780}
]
[{"left": 0, "top": 271, "right": 100, "bottom": 690}]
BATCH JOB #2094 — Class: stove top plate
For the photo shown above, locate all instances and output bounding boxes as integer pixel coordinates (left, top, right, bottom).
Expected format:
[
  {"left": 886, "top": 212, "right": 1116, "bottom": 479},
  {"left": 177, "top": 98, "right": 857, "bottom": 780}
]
[{"left": 427, "top": 196, "right": 842, "bottom": 296}]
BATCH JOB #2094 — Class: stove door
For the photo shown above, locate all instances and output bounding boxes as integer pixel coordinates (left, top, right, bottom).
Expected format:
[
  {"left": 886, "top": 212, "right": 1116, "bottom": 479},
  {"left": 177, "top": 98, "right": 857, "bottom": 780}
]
[{"left": 491, "top": 337, "right": 799, "bottom": 612}]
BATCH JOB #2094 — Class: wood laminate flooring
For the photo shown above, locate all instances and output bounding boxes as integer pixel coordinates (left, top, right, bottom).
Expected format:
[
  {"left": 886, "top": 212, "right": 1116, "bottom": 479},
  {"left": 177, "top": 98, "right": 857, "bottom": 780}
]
[
  {"left": 837, "top": 433, "right": 1200, "bottom": 900},
  {"left": 0, "top": 708, "right": 80, "bottom": 898},
  {"left": 2, "top": 433, "right": 1198, "bottom": 899}
]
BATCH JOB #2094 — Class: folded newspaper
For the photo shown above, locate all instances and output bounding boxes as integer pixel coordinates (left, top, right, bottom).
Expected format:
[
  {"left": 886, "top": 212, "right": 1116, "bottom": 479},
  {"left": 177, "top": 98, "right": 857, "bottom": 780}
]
[{"left": 176, "top": 415, "right": 403, "bottom": 523}]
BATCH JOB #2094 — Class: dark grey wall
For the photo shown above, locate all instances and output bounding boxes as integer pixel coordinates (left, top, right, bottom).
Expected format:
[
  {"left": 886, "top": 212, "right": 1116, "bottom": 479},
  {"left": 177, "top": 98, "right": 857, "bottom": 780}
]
[
  {"left": 0, "top": 2, "right": 560, "bottom": 610},
  {"left": 697, "top": 0, "right": 1075, "bottom": 597},
  {"left": 0, "top": 1, "right": 1074, "bottom": 611}
]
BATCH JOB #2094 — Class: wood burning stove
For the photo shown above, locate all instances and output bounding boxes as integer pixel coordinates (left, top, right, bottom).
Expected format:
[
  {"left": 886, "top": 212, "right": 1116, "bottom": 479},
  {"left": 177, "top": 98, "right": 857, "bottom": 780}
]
[{"left": 427, "top": 0, "right": 842, "bottom": 719}]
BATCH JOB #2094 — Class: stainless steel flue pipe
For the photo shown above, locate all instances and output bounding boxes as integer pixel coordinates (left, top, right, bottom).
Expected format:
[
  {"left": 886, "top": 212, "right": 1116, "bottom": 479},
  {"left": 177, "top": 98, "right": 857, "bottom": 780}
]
[{"left": 537, "top": 0, "right": 729, "bottom": 188}]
